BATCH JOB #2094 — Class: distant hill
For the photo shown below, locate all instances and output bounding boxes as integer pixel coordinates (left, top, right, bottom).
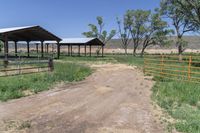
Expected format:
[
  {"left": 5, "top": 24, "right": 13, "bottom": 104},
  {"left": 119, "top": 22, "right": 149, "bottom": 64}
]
[{"left": 106, "top": 36, "right": 200, "bottom": 49}]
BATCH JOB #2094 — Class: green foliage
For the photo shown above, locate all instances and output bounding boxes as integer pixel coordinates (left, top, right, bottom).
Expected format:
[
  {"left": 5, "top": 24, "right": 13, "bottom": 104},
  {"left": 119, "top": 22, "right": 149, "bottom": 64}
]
[
  {"left": 176, "top": 0, "right": 200, "bottom": 31},
  {"left": 140, "top": 11, "right": 171, "bottom": 56},
  {"left": 0, "top": 62, "right": 92, "bottom": 101},
  {"left": 159, "top": 0, "right": 195, "bottom": 54},
  {"left": 125, "top": 10, "right": 151, "bottom": 55},
  {"left": 82, "top": 16, "right": 116, "bottom": 44}
]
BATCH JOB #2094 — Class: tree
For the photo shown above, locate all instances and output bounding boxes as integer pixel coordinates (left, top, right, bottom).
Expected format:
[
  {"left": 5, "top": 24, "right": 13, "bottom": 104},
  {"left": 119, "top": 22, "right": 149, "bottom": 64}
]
[
  {"left": 176, "top": 0, "right": 200, "bottom": 31},
  {"left": 140, "top": 12, "right": 171, "bottom": 56},
  {"left": 116, "top": 17, "right": 132, "bottom": 55},
  {"left": 83, "top": 16, "right": 116, "bottom": 54},
  {"left": 125, "top": 10, "right": 150, "bottom": 56},
  {"left": 159, "top": 0, "right": 195, "bottom": 59}
]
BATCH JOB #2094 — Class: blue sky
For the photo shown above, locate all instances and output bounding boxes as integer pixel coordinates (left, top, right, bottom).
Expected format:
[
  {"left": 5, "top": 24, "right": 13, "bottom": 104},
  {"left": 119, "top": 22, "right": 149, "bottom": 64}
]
[{"left": 0, "top": 0, "right": 161, "bottom": 38}]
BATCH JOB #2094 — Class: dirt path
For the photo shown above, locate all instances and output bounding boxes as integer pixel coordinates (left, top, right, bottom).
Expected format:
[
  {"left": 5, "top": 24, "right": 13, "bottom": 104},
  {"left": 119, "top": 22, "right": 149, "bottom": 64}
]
[{"left": 0, "top": 64, "right": 163, "bottom": 133}]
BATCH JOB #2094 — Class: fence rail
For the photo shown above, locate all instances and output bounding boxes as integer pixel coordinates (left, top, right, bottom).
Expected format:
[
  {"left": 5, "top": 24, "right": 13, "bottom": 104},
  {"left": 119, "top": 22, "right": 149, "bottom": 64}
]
[
  {"left": 144, "top": 54, "right": 200, "bottom": 83},
  {"left": 0, "top": 55, "right": 54, "bottom": 77}
]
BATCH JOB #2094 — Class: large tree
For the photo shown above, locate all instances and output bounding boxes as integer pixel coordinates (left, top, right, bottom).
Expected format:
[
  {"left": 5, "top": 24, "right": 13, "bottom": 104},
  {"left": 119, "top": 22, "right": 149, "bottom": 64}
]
[
  {"left": 140, "top": 12, "right": 171, "bottom": 56},
  {"left": 125, "top": 10, "right": 150, "bottom": 56},
  {"left": 159, "top": 0, "right": 195, "bottom": 59},
  {"left": 83, "top": 16, "right": 116, "bottom": 54},
  {"left": 176, "top": 0, "right": 200, "bottom": 31},
  {"left": 116, "top": 17, "right": 132, "bottom": 55}
]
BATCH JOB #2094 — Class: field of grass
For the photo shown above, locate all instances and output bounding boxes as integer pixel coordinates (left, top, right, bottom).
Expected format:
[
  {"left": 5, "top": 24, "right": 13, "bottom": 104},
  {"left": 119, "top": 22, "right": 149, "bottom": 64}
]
[
  {"left": 60, "top": 54, "right": 144, "bottom": 67},
  {"left": 0, "top": 62, "right": 92, "bottom": 101}
]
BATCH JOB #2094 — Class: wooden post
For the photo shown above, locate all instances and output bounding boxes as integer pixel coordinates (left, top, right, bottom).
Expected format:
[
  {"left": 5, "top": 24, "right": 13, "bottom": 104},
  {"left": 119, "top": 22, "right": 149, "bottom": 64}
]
[
  {"left": 36, "top": 44, "right": 39, "bottom": 53},
  {"left": 89, "top": 45, "right": 91, "bottom": 57},
  {"left": 57, "top": 41, "right": 60, "bottom": 59},
  {"left": 70, "top": 45, "right": 73, "bottom": 56},
  {"left": 188, "top": 56, "right": 192, "bottom": 81},
  {"left": 14, "top": 41, "right": 17, "bottom": 57},
  {"left": 52, "top": 43, "right": 54, "bottom": 53},
  {"left": 68, "top": 45, "right": 70, "bottom": 56},
  {"left": 41, "top": 41, "right": 44, "bottom": 58},
  {"left": 85, "top": 45, "right": 87, "bottom": 56},
  {"left": 4, "top": 34, "right": 8, "bottom": 60},
  {"left": 160, "top": 55, "right": 164, "bottom": 77},
  {"left": 46, "top": 44, "right": 49, "bottom": 53},
  {"left": 48, "top": 58, "right": 54, "bottom": 71},
  {"left": 78, "top": 45, "right": 80, "bottom": 56},
  {"left": 143, "top": 55, "right": 146, "bottom": 74},
  {"left": 27, "top": 41, "right": 30, "bottom": 57}
]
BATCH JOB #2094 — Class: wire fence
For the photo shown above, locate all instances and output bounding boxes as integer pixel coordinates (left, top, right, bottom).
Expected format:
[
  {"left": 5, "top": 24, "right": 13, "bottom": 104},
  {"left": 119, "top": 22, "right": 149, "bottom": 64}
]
[
  {"left": 144, "top": 54, "right": 200, "bottom": 83},
  {"left": 0, "top": 53, "right": 54, "bottom": 77}
]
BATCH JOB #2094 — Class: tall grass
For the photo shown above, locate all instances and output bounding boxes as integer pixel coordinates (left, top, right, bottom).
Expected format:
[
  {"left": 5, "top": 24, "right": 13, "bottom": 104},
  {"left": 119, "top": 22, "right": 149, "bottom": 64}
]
[
  {"left": 0, "top": 62, "right": 92, "bottom": 101},
  {"left": 152, "top": 81, "right": 200, "bottom": 132}
]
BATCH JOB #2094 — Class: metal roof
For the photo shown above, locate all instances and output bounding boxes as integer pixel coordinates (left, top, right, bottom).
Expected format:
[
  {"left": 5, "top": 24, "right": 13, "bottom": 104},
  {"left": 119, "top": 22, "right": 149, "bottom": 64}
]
[
  {"left": 60, "top": 38, "right": 95, "bottom": 44},
  {"left": 0, "top": 25, "right": 61, "bottom": 42},
  {"left": 0, "top": 26, "right": 36, "bottom": 34}
]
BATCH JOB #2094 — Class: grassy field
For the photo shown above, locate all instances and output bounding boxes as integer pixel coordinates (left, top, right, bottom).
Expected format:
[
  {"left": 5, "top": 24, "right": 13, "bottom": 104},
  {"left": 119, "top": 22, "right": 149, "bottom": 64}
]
[{"left": 0, "top": 62, "right": 92, "bottom": 101}]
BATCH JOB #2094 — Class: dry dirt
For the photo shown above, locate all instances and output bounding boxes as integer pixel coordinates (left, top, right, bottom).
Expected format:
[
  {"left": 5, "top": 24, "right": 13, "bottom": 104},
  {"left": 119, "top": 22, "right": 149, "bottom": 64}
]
[{"left": 0, "top": 64, "right": 164, "bottom": 133}]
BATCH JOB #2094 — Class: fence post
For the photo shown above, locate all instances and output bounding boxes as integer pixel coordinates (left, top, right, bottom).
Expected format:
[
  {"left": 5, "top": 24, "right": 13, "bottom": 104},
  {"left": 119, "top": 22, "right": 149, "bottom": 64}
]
[
  {"left": 48, "top": 58, "right": 54, "bottom": 72},
  {"left": 160, "top": 55, "right": 164, "bottom": 77},
  {"left": 188, "top": 56, "right": 192, "bottom": 81},
  {"left": 143, "top": 55, "right": 146, "bottom": 74}
]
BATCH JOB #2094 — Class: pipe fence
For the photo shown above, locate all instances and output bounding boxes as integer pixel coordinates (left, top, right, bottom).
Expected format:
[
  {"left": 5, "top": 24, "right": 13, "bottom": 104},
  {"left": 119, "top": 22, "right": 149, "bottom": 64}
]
[{"left": 144, "top": 54, "right": 200, "bottom": 83}]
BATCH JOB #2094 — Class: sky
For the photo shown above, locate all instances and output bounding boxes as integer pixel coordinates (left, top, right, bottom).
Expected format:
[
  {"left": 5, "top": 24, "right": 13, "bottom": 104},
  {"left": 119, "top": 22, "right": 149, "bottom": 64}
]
[{"left": 0, "top": 0, "right": 161, "bottom": 38}]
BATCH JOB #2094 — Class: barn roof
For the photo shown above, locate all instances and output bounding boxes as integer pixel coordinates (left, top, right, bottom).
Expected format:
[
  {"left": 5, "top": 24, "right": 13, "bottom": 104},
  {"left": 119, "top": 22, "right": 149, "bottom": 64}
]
[
  {"left": 0, "top": 25, "right": 61, "bottom": 42},
  {"left": 60, "top": 38, "right": 95, "bottom": 44},
  {"left": 59, "top": 38, "right": 105, "bottom": 46}
]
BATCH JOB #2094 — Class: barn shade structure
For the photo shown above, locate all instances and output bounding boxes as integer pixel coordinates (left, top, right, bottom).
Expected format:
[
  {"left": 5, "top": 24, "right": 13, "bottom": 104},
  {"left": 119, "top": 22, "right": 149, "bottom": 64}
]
[
  {"left": 0, "top": 25, "right": 61, "bottom": 59},
  {"left": 58, "top": 38, "right": 105, "bottom": 57}
]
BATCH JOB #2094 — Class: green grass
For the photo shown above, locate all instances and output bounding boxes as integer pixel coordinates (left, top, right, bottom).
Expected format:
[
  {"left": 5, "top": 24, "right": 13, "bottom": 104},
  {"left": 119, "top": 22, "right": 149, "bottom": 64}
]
[
  {"left": 60, "top": 54, "right": 144, "bottom": 67},
  {"left": 152, "top": 81, "right": 200, "bottom": 133},
  {"left": 0, "top": 62, "right": 92, "bottom": 101}
]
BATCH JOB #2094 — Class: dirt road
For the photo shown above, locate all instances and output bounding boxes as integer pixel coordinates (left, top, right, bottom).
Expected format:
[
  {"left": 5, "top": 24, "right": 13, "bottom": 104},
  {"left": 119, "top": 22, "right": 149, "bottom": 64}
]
[{"left": 0, "top": 64, "right": 163, "bottom": 133}]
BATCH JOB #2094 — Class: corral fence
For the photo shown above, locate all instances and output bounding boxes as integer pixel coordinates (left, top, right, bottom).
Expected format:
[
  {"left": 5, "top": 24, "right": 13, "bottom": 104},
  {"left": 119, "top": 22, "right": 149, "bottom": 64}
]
[
  {"left": 144, "top": 54, "right": 200, "bottom": 83},
  {"left": 0, "top": 54, "right": 54, "bottom": 77}
]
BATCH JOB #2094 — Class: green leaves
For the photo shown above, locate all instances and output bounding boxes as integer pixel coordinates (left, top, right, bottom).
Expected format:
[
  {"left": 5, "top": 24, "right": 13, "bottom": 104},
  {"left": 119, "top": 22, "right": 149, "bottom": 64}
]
[
  {"left": 82, "top": 16, "right": 116, "bottom": 44},
  {"left": 159, "top": 0, "right": 196, "bottom": 54}
]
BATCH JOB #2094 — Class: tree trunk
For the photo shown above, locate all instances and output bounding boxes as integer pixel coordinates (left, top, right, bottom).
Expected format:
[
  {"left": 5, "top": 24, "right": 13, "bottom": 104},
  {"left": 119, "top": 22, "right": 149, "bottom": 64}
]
[
  {"left": 133, "top": 47, "right": 137, "bottom": 56},
  {"left": 178, "top": 44, "right": 183, "bottom": 61},
  {"left": 125, "top": 48, "right": 127, "bottom": 55},
  {"left": 140, "top": 47, "right": 145, "bottom": 57},
  {"left": 177, "top": 36, "right": 183, "bottom": 61}
]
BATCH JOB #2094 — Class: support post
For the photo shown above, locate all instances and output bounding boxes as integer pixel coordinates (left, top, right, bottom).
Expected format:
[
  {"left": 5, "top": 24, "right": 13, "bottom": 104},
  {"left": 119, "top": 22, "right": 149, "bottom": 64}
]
[
  {"left": 36, "top": 44, "right": 39, "bottom": 53},
  {"left": 57, "top": 41, "right": 60, "bottom": 59},
  {"left": 27, "top": 41, "right": 30, "bottom": 57},
  {"left": 89, "top": 45, "right": 91, "bottom": 57},
  {"left": 78, "top": 45, "right": 80, "bottom": 56},
  {"left": 85, "top": 45, "right": 87, "bottom": 56},
  {"left": 14, "top": 41, "right": 18, "bottom": 57},
  {"left": 48, "top": 58, "right": 54, "bottom": 71},
  {"left": 46, "top": 44, "right": 49, "bottom": 53},
  {"left": 188, "top": 56, "right": 192, "bottom": 81},
  {"left": 41, "top": 41, "right": 44, "bottom": 58},
  {"left": 4, "top": 34, "right": 8, "bottom": 60},
  {"left": 70, "top": 45, "right": 73, "bottom": 56},
  {"left": 68, "top": 45, "right": 70, "bottom": 56}
]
